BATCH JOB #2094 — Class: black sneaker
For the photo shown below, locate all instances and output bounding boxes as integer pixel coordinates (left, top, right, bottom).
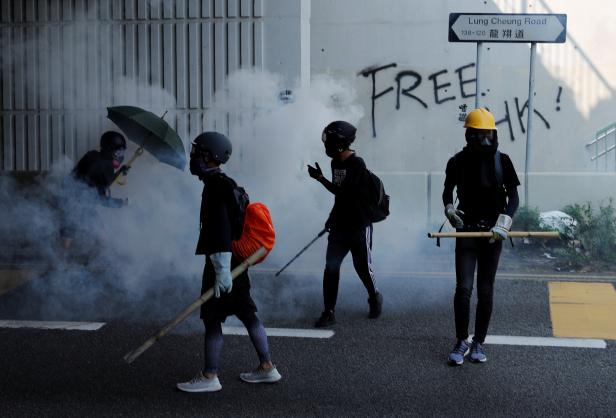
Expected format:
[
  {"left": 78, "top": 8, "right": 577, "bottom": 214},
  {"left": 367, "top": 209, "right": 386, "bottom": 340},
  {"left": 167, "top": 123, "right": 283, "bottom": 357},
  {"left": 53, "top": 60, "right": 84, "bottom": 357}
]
[
  {"left": 368, "top": 293, "right": 383, "bottom": 319},
  {"left": 314, "top": 310, "right": 336, "bottom": 328}
]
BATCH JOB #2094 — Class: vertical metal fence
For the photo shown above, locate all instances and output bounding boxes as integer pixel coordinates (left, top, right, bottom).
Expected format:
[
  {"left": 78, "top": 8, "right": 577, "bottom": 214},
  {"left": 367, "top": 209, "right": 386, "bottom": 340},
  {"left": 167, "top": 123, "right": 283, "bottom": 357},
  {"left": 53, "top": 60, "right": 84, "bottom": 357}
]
[{"left": 0, "top": 0, "right": 263, "bottom": 171}]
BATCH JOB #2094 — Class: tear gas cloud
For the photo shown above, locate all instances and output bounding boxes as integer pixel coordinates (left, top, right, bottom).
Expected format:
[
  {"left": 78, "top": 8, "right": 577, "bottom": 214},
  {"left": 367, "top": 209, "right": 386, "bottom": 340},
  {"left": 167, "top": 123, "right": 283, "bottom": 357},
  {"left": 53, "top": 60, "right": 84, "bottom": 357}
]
[
  {"left": 1, "top": 66, "right": 448, "bottom": 328},
  {"left": 1, "top": 17, "right": 449, "bottom": 328}
]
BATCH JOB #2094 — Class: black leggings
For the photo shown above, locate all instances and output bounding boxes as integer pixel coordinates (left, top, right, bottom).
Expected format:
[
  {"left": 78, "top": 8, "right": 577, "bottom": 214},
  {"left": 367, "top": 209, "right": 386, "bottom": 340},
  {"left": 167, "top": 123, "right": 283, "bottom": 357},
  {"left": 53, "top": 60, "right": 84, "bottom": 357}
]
[
  {"left": 454, "top": 237, "right": 502, "bottom": 343},
  {"left": 322, "top": 226, "right": 378, "bottom": 312}
]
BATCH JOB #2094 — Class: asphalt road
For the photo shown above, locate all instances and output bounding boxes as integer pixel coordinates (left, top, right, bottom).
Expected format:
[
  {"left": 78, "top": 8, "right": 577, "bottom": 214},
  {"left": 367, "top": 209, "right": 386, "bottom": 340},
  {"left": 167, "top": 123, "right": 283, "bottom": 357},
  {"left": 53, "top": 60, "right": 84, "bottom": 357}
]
[{"left": 1, "top": 268, "right": 615, "bottom": 417}]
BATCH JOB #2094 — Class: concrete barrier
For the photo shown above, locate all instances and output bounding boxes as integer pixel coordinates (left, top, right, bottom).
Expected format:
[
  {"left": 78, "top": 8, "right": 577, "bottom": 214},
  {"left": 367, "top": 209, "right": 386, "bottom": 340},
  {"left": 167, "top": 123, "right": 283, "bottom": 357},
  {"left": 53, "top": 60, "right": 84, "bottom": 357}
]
[{"left": 379, "top": 171, "right": 616, "bottom": 226}]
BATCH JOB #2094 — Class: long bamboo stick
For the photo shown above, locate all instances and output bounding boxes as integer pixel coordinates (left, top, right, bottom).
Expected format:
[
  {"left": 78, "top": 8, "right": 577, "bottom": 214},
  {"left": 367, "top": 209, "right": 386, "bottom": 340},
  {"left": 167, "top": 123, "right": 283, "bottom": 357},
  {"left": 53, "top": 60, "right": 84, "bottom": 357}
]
[
  {"left": 428, "top": 231, "right": 560, "bottom": 239},
  {"left": 123, "top": 247, "right": 267, "bottom": 364}
]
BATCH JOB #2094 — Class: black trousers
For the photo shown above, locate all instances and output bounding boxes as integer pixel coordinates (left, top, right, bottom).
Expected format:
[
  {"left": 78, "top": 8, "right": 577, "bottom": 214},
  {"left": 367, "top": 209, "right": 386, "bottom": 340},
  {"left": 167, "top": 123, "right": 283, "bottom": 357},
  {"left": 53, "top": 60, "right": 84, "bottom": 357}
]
[
  {"left": 454, "top": 237, "right": 502, "bottom": 343},
  {"left": 322, "top": 225, "right": 378, "bottom": 312}
]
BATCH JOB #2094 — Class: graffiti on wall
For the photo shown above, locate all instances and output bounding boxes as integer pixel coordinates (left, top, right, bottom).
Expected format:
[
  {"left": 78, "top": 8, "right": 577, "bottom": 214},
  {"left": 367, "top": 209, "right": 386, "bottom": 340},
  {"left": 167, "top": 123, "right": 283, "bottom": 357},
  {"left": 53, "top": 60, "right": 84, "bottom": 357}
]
[{"left": 359, "top": 62, "right": 562, "bottom": 141}]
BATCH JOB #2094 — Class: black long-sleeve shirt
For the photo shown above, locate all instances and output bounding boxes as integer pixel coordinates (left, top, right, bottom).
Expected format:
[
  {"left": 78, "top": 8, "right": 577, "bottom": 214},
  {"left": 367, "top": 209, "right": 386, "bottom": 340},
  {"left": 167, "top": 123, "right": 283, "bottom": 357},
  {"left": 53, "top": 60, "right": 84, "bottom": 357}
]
[
  {"left": 195, "top": 171, "right": 242, "bottom": 256},
  {"left": 320, "top": 153, "right": 372, "bottom": 231},
  {"left": 195, "top": 170, "right": 249, "bottom": 292},
  {"left": 443, "top": 148, "right": 520, "bottom": 227}
]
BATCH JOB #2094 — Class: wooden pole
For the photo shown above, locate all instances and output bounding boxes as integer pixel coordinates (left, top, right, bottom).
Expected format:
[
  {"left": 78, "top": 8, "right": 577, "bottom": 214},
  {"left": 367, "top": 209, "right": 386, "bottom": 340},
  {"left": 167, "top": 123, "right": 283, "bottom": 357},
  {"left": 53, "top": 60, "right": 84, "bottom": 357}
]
[
  {"left": 123, "top": 247, "right": 268, "bottom": 364},
  {"left": 427, "top": 231, "right": 560, "bottom": 239}
]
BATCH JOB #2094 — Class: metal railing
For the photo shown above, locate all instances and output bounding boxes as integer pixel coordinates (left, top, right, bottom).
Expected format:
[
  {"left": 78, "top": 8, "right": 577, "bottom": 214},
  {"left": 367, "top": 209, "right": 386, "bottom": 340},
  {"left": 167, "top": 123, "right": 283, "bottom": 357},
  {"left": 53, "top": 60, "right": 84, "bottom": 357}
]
[{"left": 586, "top": 123, "right": 616, "bottom": 171}]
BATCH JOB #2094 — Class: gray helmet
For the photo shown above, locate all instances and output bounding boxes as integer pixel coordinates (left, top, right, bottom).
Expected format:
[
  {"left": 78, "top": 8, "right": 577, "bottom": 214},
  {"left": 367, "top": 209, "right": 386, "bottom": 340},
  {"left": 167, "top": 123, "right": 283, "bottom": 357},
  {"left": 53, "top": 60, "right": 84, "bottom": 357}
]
[{"left": 191, "top": 131, "right": 232, "bottom": 164}]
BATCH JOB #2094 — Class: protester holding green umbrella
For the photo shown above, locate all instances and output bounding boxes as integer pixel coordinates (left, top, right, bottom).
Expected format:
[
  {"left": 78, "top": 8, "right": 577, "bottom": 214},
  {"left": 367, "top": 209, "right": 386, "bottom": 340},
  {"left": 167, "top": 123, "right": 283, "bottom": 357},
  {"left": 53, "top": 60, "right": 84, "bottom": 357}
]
[{"left": 72, "top": 130, "right": 131, "bottom": 207}]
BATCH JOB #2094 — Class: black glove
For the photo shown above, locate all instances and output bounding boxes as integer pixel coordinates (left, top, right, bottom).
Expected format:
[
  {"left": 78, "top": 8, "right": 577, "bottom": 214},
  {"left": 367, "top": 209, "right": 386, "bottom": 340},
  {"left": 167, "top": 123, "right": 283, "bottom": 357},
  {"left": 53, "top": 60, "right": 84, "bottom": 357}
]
[
  {"left": 307, "top": 162, "right": 323, "bottom": 180},
  {"left": 119, "top": 165, "right": 131, "bottom": 176}
]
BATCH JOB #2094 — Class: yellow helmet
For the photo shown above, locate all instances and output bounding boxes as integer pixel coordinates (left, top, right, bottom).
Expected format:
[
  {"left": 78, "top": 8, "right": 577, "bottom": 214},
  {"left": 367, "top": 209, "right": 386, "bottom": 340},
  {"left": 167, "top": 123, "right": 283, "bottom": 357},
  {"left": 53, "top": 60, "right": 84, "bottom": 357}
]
[{"left": 464, "top": 108, "right": 497, "bottom": 130}]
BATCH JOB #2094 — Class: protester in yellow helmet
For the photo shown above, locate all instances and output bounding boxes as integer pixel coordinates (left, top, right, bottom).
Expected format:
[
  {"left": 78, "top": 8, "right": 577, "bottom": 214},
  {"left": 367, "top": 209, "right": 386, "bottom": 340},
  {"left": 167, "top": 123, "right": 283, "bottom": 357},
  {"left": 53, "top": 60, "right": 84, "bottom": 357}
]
[{"left": 442, "top": 108, "right": 520, "bottom": 365}]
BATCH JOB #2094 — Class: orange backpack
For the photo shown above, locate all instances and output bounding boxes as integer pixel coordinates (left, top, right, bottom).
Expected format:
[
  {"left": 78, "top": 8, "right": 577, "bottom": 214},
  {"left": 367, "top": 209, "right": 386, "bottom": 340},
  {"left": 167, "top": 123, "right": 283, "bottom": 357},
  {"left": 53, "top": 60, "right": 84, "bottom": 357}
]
[{"left": 231, "top": 202, "right": 275, "bottom": 264}]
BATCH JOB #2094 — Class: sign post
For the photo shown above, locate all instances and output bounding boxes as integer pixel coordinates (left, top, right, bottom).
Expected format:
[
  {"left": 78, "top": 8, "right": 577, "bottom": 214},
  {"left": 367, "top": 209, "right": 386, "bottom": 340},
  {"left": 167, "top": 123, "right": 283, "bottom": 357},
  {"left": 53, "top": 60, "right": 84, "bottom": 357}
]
[{"left": 449, "top": 13, "right": 567, "bottom": 206}]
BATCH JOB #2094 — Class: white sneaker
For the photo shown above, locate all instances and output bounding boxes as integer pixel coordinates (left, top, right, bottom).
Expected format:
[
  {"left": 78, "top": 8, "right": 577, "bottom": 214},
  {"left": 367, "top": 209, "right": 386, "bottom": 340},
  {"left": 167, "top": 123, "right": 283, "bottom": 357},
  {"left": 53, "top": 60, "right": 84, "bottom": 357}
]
[
  {"left": 176, "top": 373, "right": 222, "bottom": 393},
  {"left": 240, "top": 366, "right": 282, "bottom": 383}
]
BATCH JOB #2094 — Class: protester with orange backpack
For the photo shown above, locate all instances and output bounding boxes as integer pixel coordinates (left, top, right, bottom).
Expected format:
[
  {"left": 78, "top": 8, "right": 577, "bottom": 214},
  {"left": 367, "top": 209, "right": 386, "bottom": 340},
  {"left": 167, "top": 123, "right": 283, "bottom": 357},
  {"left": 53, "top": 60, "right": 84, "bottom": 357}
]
[{"left": 177, "top": 131, "right": 281, "bottom": 393}]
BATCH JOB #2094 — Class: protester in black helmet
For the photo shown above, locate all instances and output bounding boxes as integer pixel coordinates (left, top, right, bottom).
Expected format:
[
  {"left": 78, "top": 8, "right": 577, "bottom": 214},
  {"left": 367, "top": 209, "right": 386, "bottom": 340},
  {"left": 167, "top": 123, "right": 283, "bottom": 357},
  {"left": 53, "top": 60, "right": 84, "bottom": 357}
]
[
  {"left": 72, "top": 130, "right": 130, "bottom": 208},
  {"left": 442, "top": 108, "right": 520, "bottom": 366},
  {"left": 308, "top": 120, "right": 383, "bottom": 328},
  {"left": 177, "top": 131, "right": 281, "bottom": 393}
]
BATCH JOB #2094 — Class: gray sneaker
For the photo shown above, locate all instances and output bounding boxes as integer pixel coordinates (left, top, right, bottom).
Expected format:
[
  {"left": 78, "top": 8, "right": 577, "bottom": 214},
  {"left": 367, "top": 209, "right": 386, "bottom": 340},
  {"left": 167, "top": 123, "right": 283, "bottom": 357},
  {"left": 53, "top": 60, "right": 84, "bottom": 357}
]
[
  {"left": 177, "top": 373, "right": 222, "bottom": 393},
  {"left": 240, "top": 366, "right": 282, "bottom": 383}
]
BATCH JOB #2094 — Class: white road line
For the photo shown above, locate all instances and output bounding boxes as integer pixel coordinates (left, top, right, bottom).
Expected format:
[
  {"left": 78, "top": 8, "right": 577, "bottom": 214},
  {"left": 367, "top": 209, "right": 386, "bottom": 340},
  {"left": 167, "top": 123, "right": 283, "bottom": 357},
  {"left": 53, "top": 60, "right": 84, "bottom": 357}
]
[
  {"left": 222, "top": 326, "right": 334, "bottom": 339},
  {"left": 483, "top": 335, "right": 606, "bottom": 349},
  {"left": 0, "top": 320, "right": 106, "bottom": 331}
]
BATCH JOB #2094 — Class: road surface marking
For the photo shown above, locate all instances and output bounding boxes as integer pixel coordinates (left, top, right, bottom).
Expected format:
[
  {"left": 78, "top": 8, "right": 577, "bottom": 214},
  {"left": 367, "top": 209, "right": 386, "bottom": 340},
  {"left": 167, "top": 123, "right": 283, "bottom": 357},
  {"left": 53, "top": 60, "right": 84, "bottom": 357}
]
[
  {"left": 483, "top": 335, "right": 606, "bottom": 349},
  {"left": 549, "top": 282, "right": 616, "bottom": 340},
  {"left": 255, "top": 268, "right": 616, "bottom": 283},
  {"left": 223, "top": 326, "right": 334, "bottom": 339},
  {"left": 0, "top": 320, "right": 106, "bottom": 331}
]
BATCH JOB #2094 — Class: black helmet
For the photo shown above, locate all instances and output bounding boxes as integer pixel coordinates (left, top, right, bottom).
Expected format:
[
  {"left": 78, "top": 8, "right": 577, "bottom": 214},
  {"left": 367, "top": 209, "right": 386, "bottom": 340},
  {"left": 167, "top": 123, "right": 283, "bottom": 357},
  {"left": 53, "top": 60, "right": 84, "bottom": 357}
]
[
  {"left": 191, "top": 131, "right": 232, "bottom": 164},
  {"left": 322, "top": 121, "right": 356, "bottom": 149},
  {"left": 100, "top": 131, "right": 127, "bottom": 152}
]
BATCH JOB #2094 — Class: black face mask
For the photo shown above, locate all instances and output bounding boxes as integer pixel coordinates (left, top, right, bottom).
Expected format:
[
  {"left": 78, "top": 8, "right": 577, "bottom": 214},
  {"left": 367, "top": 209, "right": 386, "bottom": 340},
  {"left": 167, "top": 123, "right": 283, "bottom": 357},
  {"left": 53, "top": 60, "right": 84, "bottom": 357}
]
[{"left": 326, "top": 141, "right": 347, "bottom": 158}]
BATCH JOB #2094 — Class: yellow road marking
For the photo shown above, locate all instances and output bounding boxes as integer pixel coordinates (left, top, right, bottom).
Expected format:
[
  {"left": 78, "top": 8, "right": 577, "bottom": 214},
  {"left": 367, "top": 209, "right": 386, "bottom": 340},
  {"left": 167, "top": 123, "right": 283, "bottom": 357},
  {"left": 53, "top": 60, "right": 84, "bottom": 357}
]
[
  {"left": 549, "top": 282, "right": 616, "bottom": 340},
  {"left": 0, "top": 269, "right": 39, "bottom": 297}
]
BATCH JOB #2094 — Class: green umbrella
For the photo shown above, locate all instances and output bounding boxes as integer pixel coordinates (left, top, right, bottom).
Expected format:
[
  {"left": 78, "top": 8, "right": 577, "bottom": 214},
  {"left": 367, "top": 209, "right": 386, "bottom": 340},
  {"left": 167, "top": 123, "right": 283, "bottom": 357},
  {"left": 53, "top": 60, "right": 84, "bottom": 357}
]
[{"left": 107, "top": 106, "right": 187, "bottom": 170}]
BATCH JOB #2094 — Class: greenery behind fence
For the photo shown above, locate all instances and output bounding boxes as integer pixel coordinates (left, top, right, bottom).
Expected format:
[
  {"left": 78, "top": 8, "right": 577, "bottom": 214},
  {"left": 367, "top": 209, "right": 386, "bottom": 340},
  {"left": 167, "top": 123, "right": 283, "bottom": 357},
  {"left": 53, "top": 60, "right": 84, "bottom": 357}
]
[{"left": 515, "top": 199, "right": 616, "bottom": 268}]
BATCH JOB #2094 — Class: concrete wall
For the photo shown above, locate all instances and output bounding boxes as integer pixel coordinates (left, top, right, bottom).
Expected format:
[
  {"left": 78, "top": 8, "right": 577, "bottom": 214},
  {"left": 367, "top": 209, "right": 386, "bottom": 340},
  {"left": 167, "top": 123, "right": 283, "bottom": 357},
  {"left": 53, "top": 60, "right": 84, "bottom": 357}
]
[{"left": 311, "top": 0, "right": 616, "bottom": 175}]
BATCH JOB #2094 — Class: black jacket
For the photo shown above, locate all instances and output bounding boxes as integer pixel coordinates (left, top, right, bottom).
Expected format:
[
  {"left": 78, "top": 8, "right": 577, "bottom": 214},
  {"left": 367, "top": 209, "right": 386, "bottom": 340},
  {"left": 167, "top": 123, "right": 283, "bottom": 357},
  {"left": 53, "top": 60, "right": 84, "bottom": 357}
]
[
  {"left": 443, "top": 147, "right": 520, "bottom": 227},
  {"left": 72, "top": 150, "right": 124, "bottom": 208},
  {"left": 323, "top": 154, "right": 372, "bottom": 231}
]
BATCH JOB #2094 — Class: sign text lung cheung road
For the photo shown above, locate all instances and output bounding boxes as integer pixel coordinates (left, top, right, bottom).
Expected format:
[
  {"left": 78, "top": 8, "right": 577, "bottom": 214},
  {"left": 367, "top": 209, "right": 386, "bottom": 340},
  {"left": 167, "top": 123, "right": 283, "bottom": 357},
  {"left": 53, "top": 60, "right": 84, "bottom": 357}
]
[{"left": 449, "top": 13, "right": 567, "bottom": 43}]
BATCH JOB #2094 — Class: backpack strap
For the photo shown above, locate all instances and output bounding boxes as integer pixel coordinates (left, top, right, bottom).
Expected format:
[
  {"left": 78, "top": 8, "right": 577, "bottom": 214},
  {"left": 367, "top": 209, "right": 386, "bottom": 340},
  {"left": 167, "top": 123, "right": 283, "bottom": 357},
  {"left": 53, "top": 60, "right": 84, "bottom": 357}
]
[
  {"left": 494, "top": 150, "right": 503, "bottom": 188},
  {"left": 494, "top": 151, "right": 513, "bottom": 247}
]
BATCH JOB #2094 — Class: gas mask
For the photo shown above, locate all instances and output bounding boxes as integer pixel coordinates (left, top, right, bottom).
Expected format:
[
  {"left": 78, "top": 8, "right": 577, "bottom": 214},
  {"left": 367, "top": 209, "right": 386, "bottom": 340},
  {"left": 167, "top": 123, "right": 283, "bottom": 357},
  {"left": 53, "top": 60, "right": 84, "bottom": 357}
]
[
  {"left": 467, "top": 130, "right": 498, "bottom": 154},
  {"left": 112, "top": 148, "right": 125, "bottom": 168},
  {"left": 189, "top": 154, "right": 208, "bottom": 178},
  {"left": 113, "top": 148, "right": 125, "bottom": 162},
  {"left": 189, "top": 146, "right": 221, "bottom": 179}
]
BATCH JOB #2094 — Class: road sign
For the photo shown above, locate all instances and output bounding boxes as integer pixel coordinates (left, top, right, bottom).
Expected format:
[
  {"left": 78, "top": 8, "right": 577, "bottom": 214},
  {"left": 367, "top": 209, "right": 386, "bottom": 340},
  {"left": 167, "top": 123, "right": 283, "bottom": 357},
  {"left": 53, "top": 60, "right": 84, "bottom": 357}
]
[{"left": 449, "top": 13, "right": 567, "bottom": 43}]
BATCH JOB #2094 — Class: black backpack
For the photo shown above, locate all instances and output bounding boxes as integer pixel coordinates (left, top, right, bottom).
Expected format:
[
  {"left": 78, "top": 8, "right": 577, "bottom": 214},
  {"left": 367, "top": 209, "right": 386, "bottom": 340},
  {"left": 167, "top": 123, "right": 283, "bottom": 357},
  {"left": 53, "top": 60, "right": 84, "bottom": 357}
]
[
  {"left": 363, "top": 169, "right": 390, "bottom": 223},
  {"left": 231, "top": 184, "right": 250, "bottom": 240},
  {"left": 217, "top": 173, "right": 250, "bottom": 240}
]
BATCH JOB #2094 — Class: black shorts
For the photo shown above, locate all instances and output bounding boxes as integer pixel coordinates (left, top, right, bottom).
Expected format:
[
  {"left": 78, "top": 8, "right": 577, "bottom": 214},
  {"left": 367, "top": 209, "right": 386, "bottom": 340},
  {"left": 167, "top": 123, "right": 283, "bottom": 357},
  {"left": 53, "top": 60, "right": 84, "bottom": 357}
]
[{"left": 199, "top": 256, "right": 257, "bottom": 323}]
